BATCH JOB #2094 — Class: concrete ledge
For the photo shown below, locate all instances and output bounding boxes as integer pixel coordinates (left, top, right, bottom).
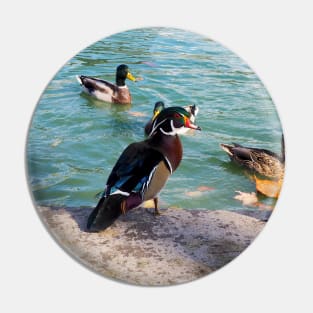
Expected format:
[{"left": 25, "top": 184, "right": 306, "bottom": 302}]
[{"left": 37, "top": 206, "right": 270, "bottom": 286}]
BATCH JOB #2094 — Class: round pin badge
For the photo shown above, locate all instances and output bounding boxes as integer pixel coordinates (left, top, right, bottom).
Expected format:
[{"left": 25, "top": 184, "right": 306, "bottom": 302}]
[{"left": 26, "top": 27, "right": 284, "bottom": 286}]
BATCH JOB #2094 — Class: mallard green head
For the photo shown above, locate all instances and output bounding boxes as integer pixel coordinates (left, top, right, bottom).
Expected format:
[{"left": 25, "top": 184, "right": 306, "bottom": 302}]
[
  {"left": 116, "top": 64, "right": 136, "bottom": 86},
  {"left": 152, "top": 101, "right": 165, "bottom": 120},
  {"left": 149, "top": 106, "right": 201, "bottom": 136}
]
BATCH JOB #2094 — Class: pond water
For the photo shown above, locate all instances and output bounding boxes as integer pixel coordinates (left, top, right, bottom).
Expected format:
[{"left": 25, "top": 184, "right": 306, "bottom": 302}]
[{"left": 26, "top": 27, "right": 283, "bottom": 211}]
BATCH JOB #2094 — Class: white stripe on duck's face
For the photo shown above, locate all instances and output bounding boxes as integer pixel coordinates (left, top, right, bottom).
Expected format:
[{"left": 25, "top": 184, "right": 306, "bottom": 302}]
[
  {"left": 160, "top": 120, "right": 189, "bottom": 136},
  {"left": 149, "top": 107, "right": 201, "bottom": 137}
]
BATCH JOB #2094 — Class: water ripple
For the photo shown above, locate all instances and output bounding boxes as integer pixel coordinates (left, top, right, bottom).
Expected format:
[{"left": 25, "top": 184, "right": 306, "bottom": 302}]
[{"left": 27, "top": 28, "right": 283, "bottom": 210}]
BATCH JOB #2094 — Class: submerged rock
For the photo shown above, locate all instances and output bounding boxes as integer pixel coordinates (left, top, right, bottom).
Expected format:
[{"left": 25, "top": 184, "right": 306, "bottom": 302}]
[{"left": 37, "top": 206, "right": 269, "bottom": 286}]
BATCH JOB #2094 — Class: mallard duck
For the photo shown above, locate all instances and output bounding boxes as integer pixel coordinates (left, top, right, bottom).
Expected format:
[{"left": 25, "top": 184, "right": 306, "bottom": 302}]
[
  {"left": 87, "top": 107, "right": 201, "bottom": 232},
  {"left": 144, "top": 101, "right": 165, "bottom": 135},
  {"left": 144, "top": 102, "right": 199, "bottom": 136},
  {"left": 220, "top": 135, "right": 285, "bottom": 178},
  {"left": 76, "top": 64, "right": 138, "bottom": 104}
]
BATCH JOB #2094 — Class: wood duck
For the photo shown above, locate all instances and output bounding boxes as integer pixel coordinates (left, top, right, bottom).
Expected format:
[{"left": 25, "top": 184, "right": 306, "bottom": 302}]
[
  {"left": 144, "top": 102, "right": 199, "bottom": 136},
  {"left": 87, "top": 106, "right": 201, "bottom": 232},
  {"left": 220, "top": 135, "right": 285, "bottom": 179},
  {"left": 76, "top": 64, "right": 138, "bottom": 104}
]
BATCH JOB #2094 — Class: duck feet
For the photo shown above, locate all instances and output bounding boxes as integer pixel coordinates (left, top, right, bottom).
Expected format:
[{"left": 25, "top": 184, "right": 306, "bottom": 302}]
[
  {"left": 154, "top": 208, "right": 161, "bottom": 216},
  {"left": 146, "top": 208, "right": 164, "bottom": 216},
  {"left": 145, "top": 197, "right": 164, "bottom": 216},
  {"left": 153, "top": 197, "right": 160, "bottom": 215},
  {"left": 120, "top": 200, "right": 127, "bottom": 214}
]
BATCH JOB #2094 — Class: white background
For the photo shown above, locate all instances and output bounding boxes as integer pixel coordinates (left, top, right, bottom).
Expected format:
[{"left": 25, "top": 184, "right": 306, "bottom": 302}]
[{"left": 1, "top": 1, "right": 312, "bottom": 312}]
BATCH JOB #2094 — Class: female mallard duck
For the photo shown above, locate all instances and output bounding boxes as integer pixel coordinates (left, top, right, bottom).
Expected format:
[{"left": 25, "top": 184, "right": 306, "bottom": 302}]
[
  {"left": 144, "top": 102, "right": 199, "bottom": 136},
  {"left": 220, "top": 135, "right": 285, "bottom": 179},
  {"left": 87, "top": 107, "right": 201, "bottom": 232},
  {"left": 76, "top": 64, "right": 138, "bottom": 104}
]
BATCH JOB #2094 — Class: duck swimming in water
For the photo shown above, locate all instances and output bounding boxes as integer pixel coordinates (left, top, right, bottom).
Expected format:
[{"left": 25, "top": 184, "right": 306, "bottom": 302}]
[
  {"left": 76, "top": 64, "right": 139, "bottom": 104},
  {"left": 87, "top": 106, "right": 201, "bottom": 232},
  {"left": 144, "top": 101, "right": 199, "bottom": 136},
  {"left": 220, "top": 135, "right": 285, "bottom": 179}
]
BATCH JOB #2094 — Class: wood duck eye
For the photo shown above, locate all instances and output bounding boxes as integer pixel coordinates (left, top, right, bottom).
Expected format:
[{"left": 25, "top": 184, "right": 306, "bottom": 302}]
[{"left": 173, "top": 113, "right": 184, "bottom": 128}]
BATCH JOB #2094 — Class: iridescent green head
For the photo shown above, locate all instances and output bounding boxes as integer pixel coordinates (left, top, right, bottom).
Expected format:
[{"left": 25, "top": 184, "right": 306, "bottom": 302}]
[
  {"left": 116, "top": 64, "right": 136, "bottom": 86},
  {"left": 149, "top": 106, "right": 201, "bottom": 136},
  {"left": 152, "top": 101, "right": 165, "bottom": 120}
]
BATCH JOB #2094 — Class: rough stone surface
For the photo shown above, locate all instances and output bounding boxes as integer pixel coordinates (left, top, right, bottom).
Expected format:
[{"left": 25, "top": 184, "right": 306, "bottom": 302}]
[{"left": 37, "top": 206, "right": 270, "bottom": 286}]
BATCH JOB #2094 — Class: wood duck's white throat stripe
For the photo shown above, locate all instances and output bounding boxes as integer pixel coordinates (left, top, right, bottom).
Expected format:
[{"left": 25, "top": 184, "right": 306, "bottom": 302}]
[
  {"left": 159, "top": 120, "right": 175, "bottom": 136},
  {"left": 148, "top": 118, "right": 166, "bottom": 137},
  {"left": 160, "top": 120, "right": 185, "bottom": 136}
]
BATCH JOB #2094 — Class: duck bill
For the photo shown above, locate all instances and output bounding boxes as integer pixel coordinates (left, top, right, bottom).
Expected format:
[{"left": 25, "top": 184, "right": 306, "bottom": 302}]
[
  {"left": 185, "top": 118, "right": 201, "bottom": 130},
  {"left": 126, "top": 72, "right": 136, "bottom": 82},
  {"left": 152, "top": 110, "right": 161, "bottom": 121}
]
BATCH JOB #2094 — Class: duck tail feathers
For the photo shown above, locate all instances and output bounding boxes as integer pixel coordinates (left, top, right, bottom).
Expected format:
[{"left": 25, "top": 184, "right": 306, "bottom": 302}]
[
  {"left": 76, "top": 75, "right": 83, "bottom": 85},
  {"left": 86, "top": 194, "right": 127, "bottom": 232},
  {"left": 86, "top": 196, "right": 105, "bottom": 230}
]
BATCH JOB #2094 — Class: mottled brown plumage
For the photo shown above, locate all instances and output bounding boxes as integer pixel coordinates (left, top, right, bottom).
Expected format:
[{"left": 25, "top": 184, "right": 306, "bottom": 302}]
[{"left": 220, "top": 135, "right": 285, "bottom": 179}]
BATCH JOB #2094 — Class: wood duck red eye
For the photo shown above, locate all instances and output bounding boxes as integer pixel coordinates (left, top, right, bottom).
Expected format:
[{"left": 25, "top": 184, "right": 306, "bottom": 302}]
[{"left": 173, "top": 113, "right": 185, "bottom": 128}]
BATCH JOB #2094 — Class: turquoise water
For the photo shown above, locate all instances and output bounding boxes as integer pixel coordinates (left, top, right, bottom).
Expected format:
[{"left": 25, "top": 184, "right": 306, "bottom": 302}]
[{"left": 26, "top": 27, "right": 283, "bottom": 211}]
